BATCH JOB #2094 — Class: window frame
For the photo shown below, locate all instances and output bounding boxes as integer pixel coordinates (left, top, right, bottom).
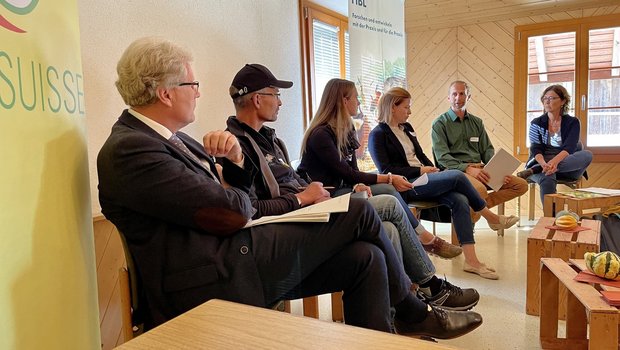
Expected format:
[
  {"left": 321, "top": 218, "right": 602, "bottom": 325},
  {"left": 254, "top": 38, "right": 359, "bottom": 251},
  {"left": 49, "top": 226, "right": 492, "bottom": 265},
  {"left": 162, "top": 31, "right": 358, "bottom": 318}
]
[
  {"left": 514, "top": 13, "right": 620, "bottom": 162},
  {"left": 298, "top": 0, "right": 348, "bottom": 128}
]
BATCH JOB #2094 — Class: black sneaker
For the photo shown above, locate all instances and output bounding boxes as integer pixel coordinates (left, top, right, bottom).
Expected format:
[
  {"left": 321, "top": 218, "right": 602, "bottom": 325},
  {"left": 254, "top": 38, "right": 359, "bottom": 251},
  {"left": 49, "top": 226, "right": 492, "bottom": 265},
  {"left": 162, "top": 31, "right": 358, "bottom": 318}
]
[{"left": 417, "top": 279, "right": 479, "bottom": 311}]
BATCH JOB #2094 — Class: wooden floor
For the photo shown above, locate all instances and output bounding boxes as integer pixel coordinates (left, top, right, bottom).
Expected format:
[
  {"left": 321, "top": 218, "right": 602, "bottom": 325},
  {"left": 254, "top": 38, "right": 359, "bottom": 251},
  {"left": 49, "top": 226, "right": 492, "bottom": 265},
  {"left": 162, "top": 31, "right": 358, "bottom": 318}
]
[{"left": 94, "top": 218, "right": 127, "bottom": 349}]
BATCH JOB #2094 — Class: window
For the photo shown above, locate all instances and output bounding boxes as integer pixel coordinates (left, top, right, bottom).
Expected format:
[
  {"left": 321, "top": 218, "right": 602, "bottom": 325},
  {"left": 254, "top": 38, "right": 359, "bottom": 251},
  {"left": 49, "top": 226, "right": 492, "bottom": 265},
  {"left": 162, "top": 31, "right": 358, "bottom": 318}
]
[
  {"left": 514, "top": 14, "right": 620, "bottom": 161},
  {"left": 299, "top": 2, "right": 348, "bottom": 126}
]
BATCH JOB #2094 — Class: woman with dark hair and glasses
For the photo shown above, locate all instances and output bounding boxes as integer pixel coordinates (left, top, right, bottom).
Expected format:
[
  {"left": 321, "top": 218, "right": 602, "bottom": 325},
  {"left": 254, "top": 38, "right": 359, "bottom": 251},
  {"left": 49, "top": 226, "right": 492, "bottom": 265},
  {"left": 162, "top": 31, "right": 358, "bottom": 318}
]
[
  {"left": 368, "top": 87, "right": 519, "bottom": 280},
  {"left": 517, "top": 85, "right": 592, "bottom": 204},
  {"left": 299, "top": 80, "right": 518, "bottom": 279}
]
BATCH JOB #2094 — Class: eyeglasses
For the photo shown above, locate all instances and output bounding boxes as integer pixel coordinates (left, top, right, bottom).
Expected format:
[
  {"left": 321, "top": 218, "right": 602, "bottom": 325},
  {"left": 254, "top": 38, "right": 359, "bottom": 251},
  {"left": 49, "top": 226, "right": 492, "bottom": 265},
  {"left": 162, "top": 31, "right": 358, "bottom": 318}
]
[
  {"left": 542, "top": 96, "right": 560, "bottom": 102},
  {"left": 256, "top": 92, "right": 281, "bottom": 99},
  {"left": 178, "top": 81, "right": 200, "bottom": 92}
]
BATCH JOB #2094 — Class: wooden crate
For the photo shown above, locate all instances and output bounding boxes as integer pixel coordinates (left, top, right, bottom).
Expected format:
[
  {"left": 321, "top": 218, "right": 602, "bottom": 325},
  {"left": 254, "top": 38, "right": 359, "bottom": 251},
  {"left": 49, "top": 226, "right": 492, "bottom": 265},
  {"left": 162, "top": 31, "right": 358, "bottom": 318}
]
[
  {"left": 526, "top": 217, "right": 600, "bottom": 317},
  {"left": 543, "top": 193, "right": 620, "bottom": 217},
  {"left": 539, "top": 258, "right": 618, "bottom": 350}
]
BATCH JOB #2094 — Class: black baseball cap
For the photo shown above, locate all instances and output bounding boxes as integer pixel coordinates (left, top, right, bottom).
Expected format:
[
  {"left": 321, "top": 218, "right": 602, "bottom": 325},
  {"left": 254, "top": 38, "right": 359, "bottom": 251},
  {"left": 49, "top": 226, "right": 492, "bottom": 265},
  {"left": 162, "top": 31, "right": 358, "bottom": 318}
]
[{"left": 230, "top": 64, "right": 293, "bottom": 99}]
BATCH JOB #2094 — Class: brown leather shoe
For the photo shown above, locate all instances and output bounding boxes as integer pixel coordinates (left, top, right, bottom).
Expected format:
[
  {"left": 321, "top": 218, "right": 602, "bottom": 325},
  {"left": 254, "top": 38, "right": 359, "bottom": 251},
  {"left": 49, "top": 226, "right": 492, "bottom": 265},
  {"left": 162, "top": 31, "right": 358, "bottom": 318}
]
[
  {"left": 422, "top": 237, "right": 462, "bottom": 259},
  {"left": 394, "top": 306, "right": 483, "bottom": 339},
  {"left": 516, "top": 168, "right": 534, "bottom": 179}
]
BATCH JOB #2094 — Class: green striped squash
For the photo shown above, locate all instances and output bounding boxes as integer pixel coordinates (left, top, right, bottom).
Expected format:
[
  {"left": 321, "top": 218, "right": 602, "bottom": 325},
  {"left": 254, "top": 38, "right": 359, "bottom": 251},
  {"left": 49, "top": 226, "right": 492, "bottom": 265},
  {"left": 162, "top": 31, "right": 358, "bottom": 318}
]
[{"left": 585, "top": 251, "right": 620, "bottom": 281}]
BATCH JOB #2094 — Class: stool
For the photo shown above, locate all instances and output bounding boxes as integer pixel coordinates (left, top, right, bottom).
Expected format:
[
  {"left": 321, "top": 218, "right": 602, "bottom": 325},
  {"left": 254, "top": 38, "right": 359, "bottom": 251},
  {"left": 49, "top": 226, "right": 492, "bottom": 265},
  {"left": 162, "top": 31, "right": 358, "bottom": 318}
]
[
  {"left": 517, "top": 178, "right": 581, "bottom": 223},
  {"left": 526, "top": 217, "right": 600, "bottom": 317},
  {"left": 539, "top": 258, "right": 618, "bottom": 350},
  {"left": 544, "top": 192, "right": 620, "bottom": 218}
]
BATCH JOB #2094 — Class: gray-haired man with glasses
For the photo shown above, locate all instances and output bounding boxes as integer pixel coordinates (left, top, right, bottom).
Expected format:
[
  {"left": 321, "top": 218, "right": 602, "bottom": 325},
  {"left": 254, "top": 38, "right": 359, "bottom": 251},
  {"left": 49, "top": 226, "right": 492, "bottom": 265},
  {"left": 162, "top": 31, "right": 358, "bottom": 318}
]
[{"left": 98, "top": 39, "right": 481, "bottom": 338}]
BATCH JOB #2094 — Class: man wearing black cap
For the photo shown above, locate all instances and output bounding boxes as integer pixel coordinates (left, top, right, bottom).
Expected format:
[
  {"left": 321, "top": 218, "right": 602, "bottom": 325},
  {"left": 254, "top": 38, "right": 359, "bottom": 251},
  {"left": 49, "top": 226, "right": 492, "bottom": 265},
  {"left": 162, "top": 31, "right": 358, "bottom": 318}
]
[
  {"left": 225, "top": 63, "right": 483, "bottom": 338},
  {"left": 100, "top": 38, "right": 480, "bottom": 336}
]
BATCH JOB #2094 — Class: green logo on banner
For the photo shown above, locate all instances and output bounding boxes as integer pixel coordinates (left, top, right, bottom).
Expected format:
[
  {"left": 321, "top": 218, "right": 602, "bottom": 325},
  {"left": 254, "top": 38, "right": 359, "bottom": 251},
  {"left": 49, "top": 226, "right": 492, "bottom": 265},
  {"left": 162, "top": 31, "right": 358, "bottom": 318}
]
[{"left": 0, "top": 0, "right": 39, "bottom": 33}]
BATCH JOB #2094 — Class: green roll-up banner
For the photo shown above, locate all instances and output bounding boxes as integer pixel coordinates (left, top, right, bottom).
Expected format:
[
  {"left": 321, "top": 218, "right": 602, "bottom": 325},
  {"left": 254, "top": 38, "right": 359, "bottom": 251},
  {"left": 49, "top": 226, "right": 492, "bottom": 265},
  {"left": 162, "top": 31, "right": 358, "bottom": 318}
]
[{"left": 0, "top": 0, "right": 100, "bottom": 348}]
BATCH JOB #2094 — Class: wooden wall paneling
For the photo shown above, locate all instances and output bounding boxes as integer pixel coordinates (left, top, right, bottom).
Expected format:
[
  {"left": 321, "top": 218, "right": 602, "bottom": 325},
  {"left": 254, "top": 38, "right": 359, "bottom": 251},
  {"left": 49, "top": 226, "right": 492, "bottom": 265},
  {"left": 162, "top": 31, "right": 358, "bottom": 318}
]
[
  {"left": 407, "top": 4, "right": 620, "bottom": 217},
  {"left": 588, "top": 6, "right": 620, "bottom": 17},
  {"left": 456, "top": 57, "right": 512, "bottom": 120},
  {"left": 409, "top": 29, "right": 457, "bottom": 92},
  {"left": 414, "top": 75, "right": 460, "bottom": 152},
  {"left": 565, "top": 10, "right": 585, "bottom": 19},
  {"left": 480, "top": 21, "right": 514, "bottom": 53},
  {"left": 458, "top": 26, "right": 514, "bottom": 95},
  {"left": 405, "top": 0, "right": 620, "bottom": 32},
  {"left": 410, "top": 31, "right": 457, "bottom": 98},
  {"left": 414, "top": 52, "right": 457, "bottom": 100},
  {"left": 460, "top": 24, "right": 515, "bottom": 77},
  {"left": 548, "top": 12, "right": 575, "bottom": 22}
]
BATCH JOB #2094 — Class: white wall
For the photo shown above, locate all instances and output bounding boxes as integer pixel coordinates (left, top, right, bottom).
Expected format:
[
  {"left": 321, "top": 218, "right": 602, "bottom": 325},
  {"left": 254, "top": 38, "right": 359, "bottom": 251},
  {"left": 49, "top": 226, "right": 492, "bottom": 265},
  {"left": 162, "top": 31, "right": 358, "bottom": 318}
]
[{"left": 78, "top": 0, "right": 303, "bottom": 215}]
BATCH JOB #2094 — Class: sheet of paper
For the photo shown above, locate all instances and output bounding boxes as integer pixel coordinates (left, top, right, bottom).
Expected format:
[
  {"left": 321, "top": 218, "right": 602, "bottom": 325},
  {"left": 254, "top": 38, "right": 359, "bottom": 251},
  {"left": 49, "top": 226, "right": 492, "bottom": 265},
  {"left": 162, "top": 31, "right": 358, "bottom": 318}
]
[
  {"left": 574, "top": 270, "right": 620, "bottom": 288},
  {"left": 576, "top": 187, "right": 620, "bottom": 196},
  {"left": 411, "top": 173, "right": 428, "bottom": 187},
  {"left": 483, "top": 148, "right": 521, "bottom": 191},
  {"left": 244, "top": 193, "right": 351, "bottom": 228}
]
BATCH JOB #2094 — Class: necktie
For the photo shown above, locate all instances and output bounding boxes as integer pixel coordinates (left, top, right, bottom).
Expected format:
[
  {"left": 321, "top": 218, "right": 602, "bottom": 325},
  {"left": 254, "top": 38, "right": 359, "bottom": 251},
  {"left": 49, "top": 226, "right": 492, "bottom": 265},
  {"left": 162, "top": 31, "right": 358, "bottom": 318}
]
[{"left": 169, "top": 134, "right": 220, "bottom": 183}]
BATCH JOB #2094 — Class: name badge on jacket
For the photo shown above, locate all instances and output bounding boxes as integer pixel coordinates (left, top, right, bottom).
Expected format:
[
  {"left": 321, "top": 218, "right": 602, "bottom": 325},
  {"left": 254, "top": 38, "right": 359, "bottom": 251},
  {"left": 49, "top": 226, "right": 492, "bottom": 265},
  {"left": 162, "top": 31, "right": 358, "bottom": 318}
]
[{"left": 470, "top": 137, "right": 479, "bottom": 143}]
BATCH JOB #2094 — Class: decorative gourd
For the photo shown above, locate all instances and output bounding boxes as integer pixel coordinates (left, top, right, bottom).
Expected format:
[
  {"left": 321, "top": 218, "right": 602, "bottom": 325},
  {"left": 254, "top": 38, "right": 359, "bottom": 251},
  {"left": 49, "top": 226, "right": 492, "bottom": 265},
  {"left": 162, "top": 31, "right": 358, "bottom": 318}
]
[
  {"left": 555, "top": 210, "right": 579, "bottom": 221},
  {"left": 555, "top": 214, "right": 578, "bottom": 229},
  {"left": 584, "top": 251, "right": 620, "bottom": 281}
]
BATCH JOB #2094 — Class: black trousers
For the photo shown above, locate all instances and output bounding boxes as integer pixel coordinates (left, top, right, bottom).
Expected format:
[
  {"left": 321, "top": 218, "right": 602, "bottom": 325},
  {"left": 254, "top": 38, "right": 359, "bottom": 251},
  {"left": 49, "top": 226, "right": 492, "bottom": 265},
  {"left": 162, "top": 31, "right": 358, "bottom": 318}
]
[{"left": 250, "top": 198, "right": 422, "bottom": 332}]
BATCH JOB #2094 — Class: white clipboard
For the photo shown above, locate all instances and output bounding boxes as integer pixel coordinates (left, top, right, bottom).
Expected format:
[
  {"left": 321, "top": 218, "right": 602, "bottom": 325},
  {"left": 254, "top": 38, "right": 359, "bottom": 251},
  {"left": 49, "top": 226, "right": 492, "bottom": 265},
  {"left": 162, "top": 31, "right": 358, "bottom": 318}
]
[{"left": 483, "top": 148, "right": 521, "bottom": 191}]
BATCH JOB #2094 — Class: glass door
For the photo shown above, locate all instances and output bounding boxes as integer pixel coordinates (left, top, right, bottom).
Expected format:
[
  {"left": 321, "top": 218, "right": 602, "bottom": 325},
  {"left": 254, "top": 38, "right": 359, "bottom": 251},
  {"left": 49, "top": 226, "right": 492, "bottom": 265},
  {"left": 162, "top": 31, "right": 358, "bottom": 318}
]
[
  {"left": 525, "top": 32, "right": 576, "bottom": 148},
  {"left": 586, "top": 26, "right": 620, "bottom": 148}
]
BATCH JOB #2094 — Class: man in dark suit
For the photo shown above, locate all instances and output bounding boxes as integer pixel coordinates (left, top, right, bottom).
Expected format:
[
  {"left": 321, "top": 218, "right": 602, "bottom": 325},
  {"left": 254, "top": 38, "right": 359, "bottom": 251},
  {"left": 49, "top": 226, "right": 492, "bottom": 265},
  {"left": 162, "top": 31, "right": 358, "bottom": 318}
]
[{"left": 97, "top": 37, "right": 481, "bottom": 338}]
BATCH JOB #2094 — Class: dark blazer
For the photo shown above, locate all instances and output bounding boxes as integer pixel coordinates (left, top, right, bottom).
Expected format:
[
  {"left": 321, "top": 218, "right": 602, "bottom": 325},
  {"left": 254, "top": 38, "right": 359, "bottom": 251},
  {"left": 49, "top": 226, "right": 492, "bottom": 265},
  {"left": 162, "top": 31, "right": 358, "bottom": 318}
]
[
  {"left": 526, "top": 113, "right": 580, "bottom": 169},
  {"left": 368, "top": 122, "right": 434, "bottom": 179},
  {"left": 97, "top": 110, "right": 263, "bottom": 328},
  {"left": 298, "top": 125, "right": 377, "bottom": 189}
]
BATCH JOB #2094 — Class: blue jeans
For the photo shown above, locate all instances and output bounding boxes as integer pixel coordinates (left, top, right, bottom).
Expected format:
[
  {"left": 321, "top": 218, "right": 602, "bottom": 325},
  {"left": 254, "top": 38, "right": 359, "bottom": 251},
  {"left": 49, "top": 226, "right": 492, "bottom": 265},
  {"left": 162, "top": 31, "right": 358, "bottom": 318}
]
[
  {"left": 530, "top": 150, "right": 593, "bottom": 203},
  {"left": 400, "top": 170, "right": 487, "bottom": 245},
  {"left": 334, "top": 184, "right": 422, "bottom": 232},
  {"left": 368, "top": 195, "right": 435, "bottom": 285}
]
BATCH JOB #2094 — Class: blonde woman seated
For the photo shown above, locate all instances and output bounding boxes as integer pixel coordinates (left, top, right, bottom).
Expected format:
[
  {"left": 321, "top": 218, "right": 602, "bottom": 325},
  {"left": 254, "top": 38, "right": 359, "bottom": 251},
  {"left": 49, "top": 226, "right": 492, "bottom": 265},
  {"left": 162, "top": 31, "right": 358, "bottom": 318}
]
[
  {"left": 368, "top": 87, "right": 520, "bottom": 279},
  {"left": 297, "top": 78, "right": 463, "bottom": 261}
]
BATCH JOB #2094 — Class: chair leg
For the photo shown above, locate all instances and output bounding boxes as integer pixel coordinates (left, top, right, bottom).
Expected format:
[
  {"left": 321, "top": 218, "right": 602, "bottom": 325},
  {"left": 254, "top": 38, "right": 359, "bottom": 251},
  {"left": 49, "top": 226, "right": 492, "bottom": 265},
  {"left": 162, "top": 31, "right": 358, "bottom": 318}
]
[
  {"left": 496, "top": 203, "right": 505, "bottom": 237},
  {"left": 331, "top": 292, "right": 344, "bottom": 322},
  {"left": 517, "top": 194, "right": 521, "bottom": 227},
  {"left": 528, "top": 183, "right": 536, "bottom": 221},
  {"left": 450, "top": 223, "right": 459, "bottom": 245},
  {"left": 303, "top": 296, "right": 319, "bottom": 319}
]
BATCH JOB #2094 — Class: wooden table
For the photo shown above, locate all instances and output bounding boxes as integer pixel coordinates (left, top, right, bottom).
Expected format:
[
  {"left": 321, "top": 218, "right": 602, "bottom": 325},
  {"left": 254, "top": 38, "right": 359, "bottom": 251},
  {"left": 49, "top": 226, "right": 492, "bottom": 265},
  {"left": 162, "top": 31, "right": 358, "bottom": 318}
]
[
  {"left": 526, "top": 217, "right": 600, "bottom": 317},
  {"left": 539, "top": 258, "right": 618, "bottom": 350},
  {"left": 543, "top": 192, "right": 620, "bottom": 218},
  {"left": 116, "top": 299, "right": 458, "bottom": 349}
]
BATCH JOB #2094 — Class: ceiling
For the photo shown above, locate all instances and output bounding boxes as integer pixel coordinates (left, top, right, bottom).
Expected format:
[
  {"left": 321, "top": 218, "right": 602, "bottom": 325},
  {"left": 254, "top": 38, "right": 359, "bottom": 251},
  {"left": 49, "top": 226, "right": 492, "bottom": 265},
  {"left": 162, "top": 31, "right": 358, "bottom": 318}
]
[{"left": 405, "top": 0, "right": 620, "bottom": 32}]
